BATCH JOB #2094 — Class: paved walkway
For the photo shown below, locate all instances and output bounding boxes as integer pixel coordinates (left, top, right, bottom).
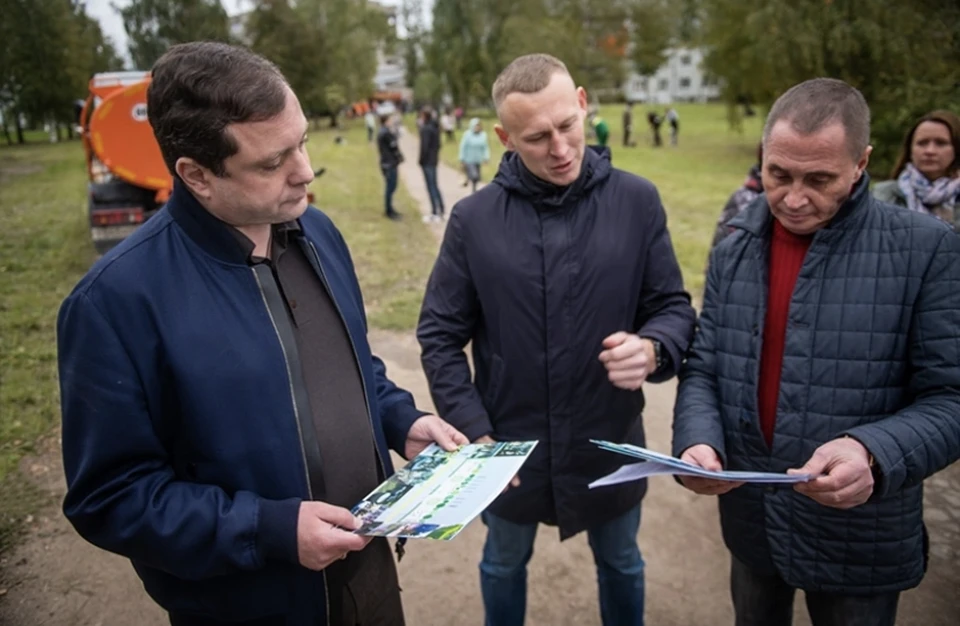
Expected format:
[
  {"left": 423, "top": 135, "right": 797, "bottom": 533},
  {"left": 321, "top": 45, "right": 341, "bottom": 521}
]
[{"left": 397, "top": 129, "right": 486, "bottom": 233}]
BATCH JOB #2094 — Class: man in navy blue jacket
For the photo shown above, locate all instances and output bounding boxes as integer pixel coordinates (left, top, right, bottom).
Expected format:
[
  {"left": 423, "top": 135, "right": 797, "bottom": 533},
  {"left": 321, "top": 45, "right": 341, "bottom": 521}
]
[
  {"left": 417, "top": 54, "right": 696, "bottom": 626},
  {"left": 57, "top": 42, "right": 466, "bottom": 626}
]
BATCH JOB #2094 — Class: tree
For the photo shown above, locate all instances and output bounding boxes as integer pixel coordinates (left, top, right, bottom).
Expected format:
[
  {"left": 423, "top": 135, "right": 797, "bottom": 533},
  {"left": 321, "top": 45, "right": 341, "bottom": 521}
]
[
  {"left": 399, "top": 0, "right": 426, "bottom": 92},
  {"left": 115, "top": 0, "right": 232, "bottom": 70},
  {"left": 629, "top": 0, "right": 674, "bottom": 84},
  {"left": 427, "top": 0, "right": 667, "bottom": 109},
  {"left": 0, "top": 0, "right": 75, "bottom": 143},
  {"left": 413, "top": 70, "right": 444, "bottom": 105},
  {"left": 62, "top": 3, "right": 125, "bottom": 137},
  {"left": 246, "top": 0, "right": 387, "bottom": 126},
  {"left": 0, "top": 1, "right": 125, "bottom": 144},
  {"left": 699, "top": 0, "right": 960, "bottom": 175}
]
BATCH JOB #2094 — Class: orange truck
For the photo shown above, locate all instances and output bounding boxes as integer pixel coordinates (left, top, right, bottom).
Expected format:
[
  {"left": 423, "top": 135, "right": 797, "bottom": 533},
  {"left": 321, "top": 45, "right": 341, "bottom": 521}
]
[
  {"left": 79, "top": 71, "right": 171, "bottom": 254},
  {"left": 79, "top": 71, "right": 317, "bottom": 254}
]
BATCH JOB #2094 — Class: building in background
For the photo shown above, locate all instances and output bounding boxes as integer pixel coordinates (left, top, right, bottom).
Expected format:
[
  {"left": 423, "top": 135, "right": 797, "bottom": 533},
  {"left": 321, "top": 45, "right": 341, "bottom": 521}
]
[
  {"left": 370, "top": 1, "right": 412, "bottom": 101},
  {"left": 623, "top": 47, "right": 720, "bottom": 104}
]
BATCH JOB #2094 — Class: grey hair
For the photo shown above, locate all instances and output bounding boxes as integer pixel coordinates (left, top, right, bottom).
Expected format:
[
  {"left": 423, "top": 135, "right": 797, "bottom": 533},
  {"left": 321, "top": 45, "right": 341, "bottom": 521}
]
[
  {"left": 762, "top": 78, "right": 871, "bottom": 160},
  {"left": 492, "top": 54, "right": 570, "bottom": 111}
]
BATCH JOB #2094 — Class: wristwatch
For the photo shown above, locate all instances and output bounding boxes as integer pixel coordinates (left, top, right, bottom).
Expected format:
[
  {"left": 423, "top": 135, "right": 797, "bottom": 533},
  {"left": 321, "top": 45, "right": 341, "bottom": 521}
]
[{"left": 643, "top": 337, "right": 665, "bottom": 373}]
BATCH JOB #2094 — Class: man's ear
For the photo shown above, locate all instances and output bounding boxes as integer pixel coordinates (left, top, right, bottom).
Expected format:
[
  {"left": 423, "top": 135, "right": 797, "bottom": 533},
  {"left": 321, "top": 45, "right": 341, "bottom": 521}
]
[
  {"left": 175, "top": 158, "right": 214, "bottom": 200},
  {"left": 855, "top": 145, "right": 873, "bottom": 181},
  {"left": 494, "top": 124, "right": 511, "bottom": 150},
  {"left": 577, "top": 86, "right": 588, "bottom": 113}
]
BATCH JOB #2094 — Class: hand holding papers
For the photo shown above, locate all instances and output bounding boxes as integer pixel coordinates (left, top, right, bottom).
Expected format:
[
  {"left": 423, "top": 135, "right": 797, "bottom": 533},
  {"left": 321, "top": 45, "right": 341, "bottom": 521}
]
[
  {"left": 588, "top": 440, "right": 813, "bottom": 489},
  {"left": 351, "top": 441, "right": 536, "bottom": 540}
]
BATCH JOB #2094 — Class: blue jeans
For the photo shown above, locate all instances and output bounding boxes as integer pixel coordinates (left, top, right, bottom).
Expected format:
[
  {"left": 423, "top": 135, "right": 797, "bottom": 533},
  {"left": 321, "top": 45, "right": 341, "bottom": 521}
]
[
  {"left": 382, "top": 166, "right": 398, "bottom": 216},
  {"left": 480, "top": 506, "right": 644, "bottom": 626},
  {"left": 421, "top": 165, "right": 444, "bottom": 216},
  {"left": 730, "top": 556, "right": 900, "bottom": 626}
]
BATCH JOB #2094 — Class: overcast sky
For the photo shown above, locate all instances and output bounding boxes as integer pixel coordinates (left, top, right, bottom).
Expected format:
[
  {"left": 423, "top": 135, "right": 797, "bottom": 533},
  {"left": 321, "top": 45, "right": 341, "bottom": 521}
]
[{"left": 84, "top": 0, "right": 420, "bottom": 68}]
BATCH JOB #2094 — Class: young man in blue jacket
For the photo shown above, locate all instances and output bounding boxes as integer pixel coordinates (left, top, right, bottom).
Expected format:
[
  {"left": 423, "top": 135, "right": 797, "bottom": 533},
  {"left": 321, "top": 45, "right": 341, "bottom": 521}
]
[
  {"left": 417, "top": 54, "right": 696, "bottom": 626},
  {"left": 57, "top": 42, "right": 466, "bottom": 626}
]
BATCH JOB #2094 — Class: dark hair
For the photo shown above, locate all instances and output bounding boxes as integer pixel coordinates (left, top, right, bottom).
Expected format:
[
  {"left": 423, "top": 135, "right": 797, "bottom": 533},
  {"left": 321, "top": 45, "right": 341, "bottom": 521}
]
[
  {"left": 762, "top": 78, "right": 870, "bottom": 161},
  {"left": 890, "top": 110, "right": 960, "bottom": 179},
  {"left": 148, "top": 42, "right": 289, "bottom": 177}
]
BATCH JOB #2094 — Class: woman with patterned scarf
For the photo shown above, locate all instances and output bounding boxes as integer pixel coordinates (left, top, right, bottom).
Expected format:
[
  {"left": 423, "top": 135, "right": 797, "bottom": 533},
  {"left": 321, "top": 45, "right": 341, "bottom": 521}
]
[{"left": 874, "top": 110, "right": 960, "bottom": 230}]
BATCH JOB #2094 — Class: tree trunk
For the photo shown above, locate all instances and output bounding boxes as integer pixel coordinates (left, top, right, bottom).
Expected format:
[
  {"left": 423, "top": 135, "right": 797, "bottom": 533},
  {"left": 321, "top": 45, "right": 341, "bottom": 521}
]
[
  {"left": 15, "top": 116, "right": 24, "bottom": 144},
  {"left": 2, "top": 121, "right": 11, "bottom": 146},
  {"left": 328, "top": 111, "right": 339, "bottom": 128}
]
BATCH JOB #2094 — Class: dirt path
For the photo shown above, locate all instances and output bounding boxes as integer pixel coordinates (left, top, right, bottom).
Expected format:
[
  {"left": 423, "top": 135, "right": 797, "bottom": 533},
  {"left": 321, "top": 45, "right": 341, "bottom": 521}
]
[{"left": 1, "top": 133, "right": 957, "bottom": 625}]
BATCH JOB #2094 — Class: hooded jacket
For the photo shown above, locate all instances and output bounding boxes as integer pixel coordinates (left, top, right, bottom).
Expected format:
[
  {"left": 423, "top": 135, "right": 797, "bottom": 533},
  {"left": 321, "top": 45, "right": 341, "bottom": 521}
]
[{"left": 418, "top": 148, "right": 696, "bottom": 537}]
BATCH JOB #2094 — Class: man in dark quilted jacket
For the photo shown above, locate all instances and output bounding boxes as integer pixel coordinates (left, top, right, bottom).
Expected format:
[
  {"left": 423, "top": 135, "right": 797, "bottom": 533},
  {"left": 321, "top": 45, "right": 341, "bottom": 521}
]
[{"left": 673, "top": 77, "right": 960, "bottom": 626}]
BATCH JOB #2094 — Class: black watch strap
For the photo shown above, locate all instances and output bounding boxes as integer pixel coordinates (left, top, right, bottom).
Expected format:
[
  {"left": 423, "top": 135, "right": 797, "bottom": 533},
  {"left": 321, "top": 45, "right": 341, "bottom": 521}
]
[{"left": 644, "top": 337, "right": 665, "bottom": 372}]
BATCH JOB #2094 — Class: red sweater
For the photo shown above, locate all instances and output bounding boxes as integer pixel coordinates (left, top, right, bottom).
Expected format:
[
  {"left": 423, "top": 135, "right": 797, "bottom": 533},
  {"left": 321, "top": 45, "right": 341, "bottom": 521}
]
[{"left": 757, "top": 220, "right": 813, "bottom": 447}]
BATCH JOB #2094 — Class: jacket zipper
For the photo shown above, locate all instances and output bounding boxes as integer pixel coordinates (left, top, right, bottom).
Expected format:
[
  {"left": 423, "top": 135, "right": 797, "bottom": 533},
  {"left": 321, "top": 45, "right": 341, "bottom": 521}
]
[
  {"left": 253, "top": 267, "right": 328, "bottom": 623},
  {"left": 251, "top": 268, "right": 314, "bottom": 500},
  {"left": 306, "top": 241, "right": 387, "bottom": 478}
]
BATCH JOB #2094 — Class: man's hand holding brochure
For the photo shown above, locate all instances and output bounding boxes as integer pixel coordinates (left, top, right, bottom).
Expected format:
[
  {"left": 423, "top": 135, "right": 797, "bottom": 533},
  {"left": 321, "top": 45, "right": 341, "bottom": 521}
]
[{"left": 589, "top": 440, "right": 814, "bottom": 488}]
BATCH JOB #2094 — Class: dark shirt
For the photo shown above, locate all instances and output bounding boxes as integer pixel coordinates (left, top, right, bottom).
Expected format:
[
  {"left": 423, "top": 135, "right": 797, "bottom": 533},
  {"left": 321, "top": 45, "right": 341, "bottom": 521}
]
[{"left": 232, "top": 223, "right": 402, "bottom": 626}]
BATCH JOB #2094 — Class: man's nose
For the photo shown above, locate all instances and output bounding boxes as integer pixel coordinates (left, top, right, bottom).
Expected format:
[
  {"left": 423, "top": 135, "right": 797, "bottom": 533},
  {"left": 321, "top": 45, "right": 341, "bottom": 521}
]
[
  {"left": 549, "top": 132, "right": 565, "bottom": 156},
  {"left": 784, "top": 186, "right": 808, "bottom": 209},
  {"left": 290, "top": 148, "right": 315, "bottom": 185}
]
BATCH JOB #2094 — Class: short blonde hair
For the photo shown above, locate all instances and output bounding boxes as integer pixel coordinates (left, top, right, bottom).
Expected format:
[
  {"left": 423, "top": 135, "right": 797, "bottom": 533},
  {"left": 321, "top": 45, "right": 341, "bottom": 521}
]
[{"left": 492, "top": 54, "right": 570, "bottom": 111}]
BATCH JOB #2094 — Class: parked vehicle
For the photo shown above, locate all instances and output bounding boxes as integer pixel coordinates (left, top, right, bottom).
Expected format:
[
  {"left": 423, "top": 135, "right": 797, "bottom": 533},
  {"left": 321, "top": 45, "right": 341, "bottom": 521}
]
[
  {"left": 79, "top": 72, "right": 319, "bottom": 254},
  {"left": 79, "top": 72, "right": 171, "bottom": 254}
]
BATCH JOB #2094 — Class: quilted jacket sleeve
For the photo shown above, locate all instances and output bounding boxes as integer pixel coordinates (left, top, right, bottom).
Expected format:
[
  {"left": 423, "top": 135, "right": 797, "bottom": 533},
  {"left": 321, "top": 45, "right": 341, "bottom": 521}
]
[
  {"left": 672, "top": 247, "right": 728, "bottom": 464},
  {"left": 844, "top": 230, "right": 960, "bottom": 497}
]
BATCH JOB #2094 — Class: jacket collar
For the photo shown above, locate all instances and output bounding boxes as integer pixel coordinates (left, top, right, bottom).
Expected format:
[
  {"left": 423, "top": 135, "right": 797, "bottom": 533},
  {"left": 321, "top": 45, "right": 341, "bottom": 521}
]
[
  {"left": 730, "top": 172, "right": 872, "bottom": 238},
  {"left": 167, "top": 179, "right": 301, "bottom": 265}
]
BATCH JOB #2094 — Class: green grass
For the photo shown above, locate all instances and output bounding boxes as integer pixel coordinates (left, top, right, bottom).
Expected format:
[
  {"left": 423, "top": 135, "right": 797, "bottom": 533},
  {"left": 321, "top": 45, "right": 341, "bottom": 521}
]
[
  {"left": 441, "top": 103, "right": 765, "bottom": 293},
  {"left": 307, "top": 121, "right": 438, "bottom": 329},
  {"left": 0, "top": 139, "right": 95, "bottom": 549},
  {"left": 0, "top": 120, "right": 435, "bottom": 550},
  {"left": 2, "top": 129, "right": 63, "bottom": 145}
]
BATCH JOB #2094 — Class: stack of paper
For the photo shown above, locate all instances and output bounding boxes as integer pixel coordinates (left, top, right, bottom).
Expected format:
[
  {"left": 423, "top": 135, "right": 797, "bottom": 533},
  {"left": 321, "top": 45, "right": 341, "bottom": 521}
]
[{"left": 589, "top": 440, "right": 813, "bottom": 488}]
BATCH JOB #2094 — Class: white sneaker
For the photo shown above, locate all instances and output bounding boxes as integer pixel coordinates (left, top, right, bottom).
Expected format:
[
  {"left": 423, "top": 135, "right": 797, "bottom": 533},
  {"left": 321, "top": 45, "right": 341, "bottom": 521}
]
[{"left": 422, "top": 215, "right": 432, "bottom": 224}]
